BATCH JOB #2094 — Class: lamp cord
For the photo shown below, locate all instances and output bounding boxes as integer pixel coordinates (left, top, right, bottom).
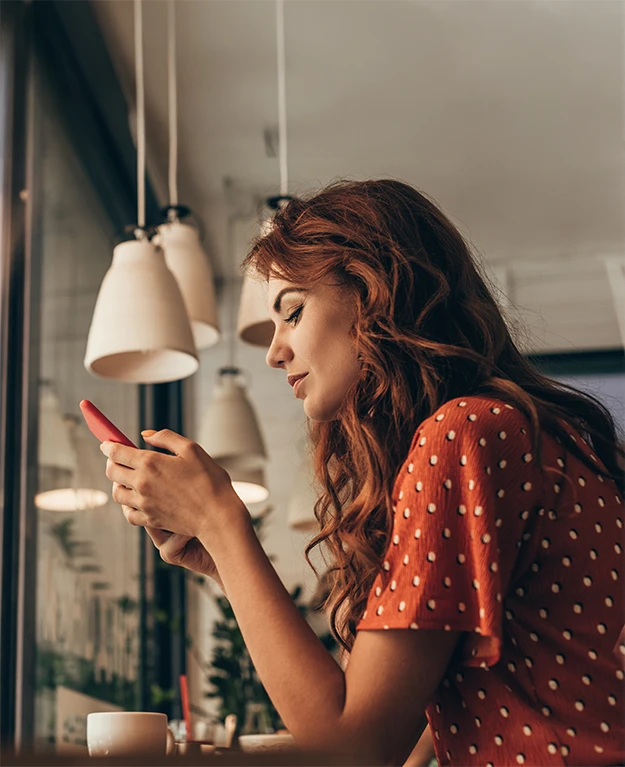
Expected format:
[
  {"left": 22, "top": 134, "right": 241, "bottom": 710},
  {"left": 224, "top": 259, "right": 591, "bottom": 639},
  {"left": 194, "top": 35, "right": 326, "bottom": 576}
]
[
  {"left": 276, "top": 0, "right": 288, "bottom": 197},
  {"left": 167, "top": 0, "right": 179, "bottom": 207},
  {"left": 134, "top": 0, "right": 146, "bottom": 228}
]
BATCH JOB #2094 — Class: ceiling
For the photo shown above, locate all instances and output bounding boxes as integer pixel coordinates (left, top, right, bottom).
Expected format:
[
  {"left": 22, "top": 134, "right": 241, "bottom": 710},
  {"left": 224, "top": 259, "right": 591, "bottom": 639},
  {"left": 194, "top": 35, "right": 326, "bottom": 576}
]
[{"left": 92, "top": 0, "right": 625, "bottom": 283}]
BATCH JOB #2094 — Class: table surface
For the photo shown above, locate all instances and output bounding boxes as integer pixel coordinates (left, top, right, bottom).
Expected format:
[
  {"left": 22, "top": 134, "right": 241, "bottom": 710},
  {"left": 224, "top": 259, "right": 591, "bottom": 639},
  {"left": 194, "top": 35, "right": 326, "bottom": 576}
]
[{"left": 1, "top": 748, "right": 371, "bottom": 767}]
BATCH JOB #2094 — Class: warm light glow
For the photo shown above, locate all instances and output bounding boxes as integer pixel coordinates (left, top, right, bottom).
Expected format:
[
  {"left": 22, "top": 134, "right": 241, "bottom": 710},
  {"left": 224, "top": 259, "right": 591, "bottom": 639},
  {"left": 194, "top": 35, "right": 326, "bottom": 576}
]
[
  {"left": 232, "top": 480, "right": 270, "bottom": 505},
  {"left": 35, "top": 488, "right": 109, "bottom": 512}
]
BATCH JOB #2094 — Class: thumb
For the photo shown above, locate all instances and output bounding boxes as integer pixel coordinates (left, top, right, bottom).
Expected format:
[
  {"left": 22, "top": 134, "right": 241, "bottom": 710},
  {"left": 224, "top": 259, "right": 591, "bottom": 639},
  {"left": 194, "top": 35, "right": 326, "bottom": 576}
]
[{"left": 141, "top": 427, "right": 188, "bottom": 455}]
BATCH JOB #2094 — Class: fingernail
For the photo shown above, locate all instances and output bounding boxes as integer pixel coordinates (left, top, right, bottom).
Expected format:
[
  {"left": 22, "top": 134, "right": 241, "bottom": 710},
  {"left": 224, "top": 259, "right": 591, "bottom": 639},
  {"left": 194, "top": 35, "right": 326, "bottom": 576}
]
[{"left": 141, "top": 429, "right": 156, "bottom": 438}]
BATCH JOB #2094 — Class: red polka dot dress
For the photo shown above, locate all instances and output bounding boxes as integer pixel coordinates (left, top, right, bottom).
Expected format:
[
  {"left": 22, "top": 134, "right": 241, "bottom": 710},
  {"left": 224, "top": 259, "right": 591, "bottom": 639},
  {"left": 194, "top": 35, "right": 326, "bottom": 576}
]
[{"left": 357, "top": 396, "right": 625, "bottom": 766}]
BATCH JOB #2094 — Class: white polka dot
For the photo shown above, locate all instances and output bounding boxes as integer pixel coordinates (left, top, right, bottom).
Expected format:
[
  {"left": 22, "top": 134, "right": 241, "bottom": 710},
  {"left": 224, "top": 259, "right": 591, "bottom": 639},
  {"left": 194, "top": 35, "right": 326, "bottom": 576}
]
[
  {"left": 429, "top": 455, "right": 437, "bottom": 466},
  {"left": 556, "top": 654, "right": 565, "bottom": 665},
  {"left": 468, "top": 479, "right": 476, "bottom": 489},
  {"left": 435, "top": 413, "right": 445, "bottom": 421},
  {"left": 575, "top": 700, "right": 584, "bottom": 711},
  {"left": 605, "top": 596, "right": 614, "bottom": 607},
  {"left": 416, "top": 481, "right": 423, "bottom": 491},
  {"left": 412, "top": 576, "right": 420, "bottom": 587},
  {"left": 500, "top": 706, "right": 509, "bottom": 718},
  {"left": 407, "top": 463, "right": 414, "bottom": 473},
  {"left": 523, "top": 725, "right": 532, "bottom": 736},
  {"left": 523, "top": 453, "right": 532, "bottom": 463},
  {"left": 492, "top": 407, "right": 501, "bottom": 414},
  {"left": 578, "top": 476, "right": 586, "bottom": 486},
  {"left": 481, "top": 533, "right": 491, "bottom": 544},
  {"left": 539, "top": 608, "right": 548, "bottom": 619},
  {"left": 383, "top": 561, "right": 390, "bottom": 571},
  {"left": 573, "top": 603, "right": 583, "bottom": 614},
  {"left": 444, "top": 576, "right": 452, "bottom": 587},
  {"left": 557, "top": 457, "right": 565, "bottom": 467},
  {"left": 547, "top": 744, "right": 557, "bottom": 755},
  {"left": 616, "top": 669, "right": 624, "bottom": 680},
  {"left": 472, "top": 579, "right": 480, "bottom": 590},
  {"left": 597, "top": 623, "right": 607, "bottom": 634},
  {"left": 590, "top": 549, "right": 598, "bottom": 560},
  {"left": 457, "top": 504, "right": 467, "bottom": 515},
  {"left": 551, "top": 583, "right": 561, "bottom": 593},
  {"left": 393, "top": 534, "right": 400, "bottom": 545},
  {"left": 530, "top": 632, "right": 539, "bottom": 642},
  {"left": 403, "top": 554, "right": 409, "bottom": 565},
  {"left": 427, "top": 599, "right": 436, "bottom": 610},
  {"left": 542, "top": 706, "right": 551, "bottom": 717},
  {"left": 458, "top": 602, "right": 466, "bottom": 613},
  {"left": 390, "top": 580, "right": 397, "bottom": 591},
  {"left": 548, "top": 679, "right": 559, "bottom": 690},
  {"left": 561, "top": 746, "right": 570, "bottom": 757},
  {"left": 562, "top": 556, "right": 571, "bottom": 567},
  {"left": 522, "top": 482, "right": 532, "bottom": 491},
  {"left": 468, "top": 414, "right": 477, "bottom": 422},
  {"left": 398, "top": 490, "right": 404, "bottom": 500},
  {"left": 460, "top": 455, "right": 467, "bottom": 466},
  {"left": 566, "top": 728, "right": 576, "bottom": 738},
  {"left": 588, "top": 649, "right": 598, "bottom": 660},
  {"left": 469, "top": 745, "right": 477, "bottom": 755},
  {"left": 574, "top": 503, "right": 582, "bottom": 513},
  {"left": 427, "top": 552, "right": 436, "bottom": 563},
  {"left": 419, "top": 437, "right": 426, "bottom": 446},
  {"left": 596, "top": 522, "right": 603, "bottom": 533},
  {"left": 376, "top": 605, "right": 384, "bottom": 616},
  {"left": 409, "top": 622, "right": 418, "bottom": 630},
  {"left": 427, "top": 503, "right": 436, "bottom": 514},
  {"left": 569, "top": 529, "right": 579, "bottom": 540},
  {"left": 494, "top": 735, "right": 503, "bottom": 746},
  {"left": 450, "top": 724, "right": 458, "bottom": 734},
  {"left": 478, "top": 438, "right": 486, "bottom": 447},
  {"left": 398, "top": 601, "right": 406, "bottom": 612},
  {"left": 498, "top": 431, "right": 507, "bottom": 440},
  {"left": 541, "top": 538, "right": 550, "bottom": 549},
  {"left": 600, "top": 722, "right": 610, "bottom": 733},
  {"left": 477, "top": 689, "right": 486, "bottom": 699},
  {"left": 583, "top": 576, "right": 592, "bottom": 587},
  {"left": 457, "top": 553, "right": 466, "bottom": 564},
  {"left": 598, "top": 496, "right": 605, "bottom": 507},
  {"left": 459, "top": 401, "right": 467, "bottom": 407},
  {"left": 414, "top": 528, "right": 421, "bottom": 539},
  {"left": 525, "top": 657, "right": 533, "bottom": 668},
  {"left": 375, "top": 586, "right": 381, "bottom": 597},
  {"left": 474, "top": 506, "right": 483, "bottom": 516},
  {"left": 490, "top": 562, "right": 499, "bottom": 572},
  {"left": 516, "top": 755, "right": 524, "bottom": 764},
  {"left": 443, "top": 528, "right": 451, "bottom": 539},
  {"left": 497, "top": 489, "right": 505, "bottom": 498},
  {"left": 608, "top": 695, "right": 617, "bottom": 705},
  {"left": 554, "top": 483, "right": 561, "bottom": 494},
  {"left": 498, "top": 460, "right": 507, "bottom": 469},
  {"left": 594, "top": 745, "right": 604, "bottom": 754}
]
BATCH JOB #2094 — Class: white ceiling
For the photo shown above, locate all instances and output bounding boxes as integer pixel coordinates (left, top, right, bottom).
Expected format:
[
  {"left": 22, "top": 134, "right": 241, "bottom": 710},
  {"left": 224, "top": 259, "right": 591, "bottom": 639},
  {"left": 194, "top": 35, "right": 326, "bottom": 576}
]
[{"left": 92, "top": 0, "right": 625, "bottom": 283}]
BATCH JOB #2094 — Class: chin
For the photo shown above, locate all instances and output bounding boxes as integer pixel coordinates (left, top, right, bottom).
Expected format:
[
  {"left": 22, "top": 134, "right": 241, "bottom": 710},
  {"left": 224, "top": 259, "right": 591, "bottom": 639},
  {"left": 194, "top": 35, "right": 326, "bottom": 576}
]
[{"left": 303, "top": 396, "right": 342, "bottom": 423}]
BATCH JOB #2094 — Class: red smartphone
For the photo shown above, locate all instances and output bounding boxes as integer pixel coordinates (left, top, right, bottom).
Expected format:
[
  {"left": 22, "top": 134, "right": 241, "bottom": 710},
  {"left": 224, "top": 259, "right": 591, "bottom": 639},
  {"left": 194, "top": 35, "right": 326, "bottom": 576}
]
[{"left": 79, "top": 399, "right": 137, "bottom": 448}]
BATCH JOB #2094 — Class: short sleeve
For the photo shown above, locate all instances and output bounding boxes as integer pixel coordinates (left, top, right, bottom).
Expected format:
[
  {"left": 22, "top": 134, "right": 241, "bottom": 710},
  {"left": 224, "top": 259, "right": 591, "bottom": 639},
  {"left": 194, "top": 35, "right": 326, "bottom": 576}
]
[{"left": 356, "top": 397, "right": 542, "bottom": 668}]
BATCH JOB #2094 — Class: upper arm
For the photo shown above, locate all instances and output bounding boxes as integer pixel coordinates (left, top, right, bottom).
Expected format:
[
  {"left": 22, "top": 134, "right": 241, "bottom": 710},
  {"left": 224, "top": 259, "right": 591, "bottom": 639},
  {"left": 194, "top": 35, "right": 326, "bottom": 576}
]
[{"left": 339, "top": 627, "right": 459, "bottom": 765}]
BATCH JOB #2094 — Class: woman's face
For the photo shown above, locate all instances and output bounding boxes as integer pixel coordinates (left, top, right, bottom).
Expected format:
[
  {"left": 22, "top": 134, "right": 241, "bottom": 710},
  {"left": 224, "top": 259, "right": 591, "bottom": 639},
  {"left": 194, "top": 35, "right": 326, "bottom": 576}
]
[{"left": 265, "top": 278, "right": 362, "bottom": 421}]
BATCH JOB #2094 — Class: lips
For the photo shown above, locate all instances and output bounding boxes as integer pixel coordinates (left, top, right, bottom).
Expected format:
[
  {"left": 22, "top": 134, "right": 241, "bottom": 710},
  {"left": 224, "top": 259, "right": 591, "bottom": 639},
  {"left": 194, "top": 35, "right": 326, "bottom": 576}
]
[{"left": 287, "top": 373, "right": 308, "bottom": 387}]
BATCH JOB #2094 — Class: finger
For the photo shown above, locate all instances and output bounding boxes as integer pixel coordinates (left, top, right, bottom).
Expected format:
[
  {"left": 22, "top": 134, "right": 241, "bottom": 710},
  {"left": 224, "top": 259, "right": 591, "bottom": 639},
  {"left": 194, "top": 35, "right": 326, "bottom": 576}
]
[
  {"left": 120, "top": 502, "right": 150, "bottom": 528},
  {"left": 106, "top": 458, "right": 137, "bottom": 489},
  {"left": 100, "top": 441, "right": 144, "bottom": 469},
  {"left": 144, "top": 526, "right": 173, "bottom": 547},
  {"left": 112, "top": 481, "right": 141, "bottom": 511},
  {"left": 141, "top": 428, "right": 190, "bottom": 456}
]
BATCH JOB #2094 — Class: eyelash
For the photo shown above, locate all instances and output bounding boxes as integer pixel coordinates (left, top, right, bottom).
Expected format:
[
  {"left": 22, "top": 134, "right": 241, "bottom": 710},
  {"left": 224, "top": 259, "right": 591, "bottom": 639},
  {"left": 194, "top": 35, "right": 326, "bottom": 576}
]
[{"left": 284, "top": 306, "right": 303, "bottom": 326}]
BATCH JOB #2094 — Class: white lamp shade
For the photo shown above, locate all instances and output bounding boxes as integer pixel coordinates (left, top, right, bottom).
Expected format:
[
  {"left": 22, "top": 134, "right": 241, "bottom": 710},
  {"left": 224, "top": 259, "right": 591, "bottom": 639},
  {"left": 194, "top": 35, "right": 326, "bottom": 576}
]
[
  {"left": 198, "top": 371, "right": 267, "bottom": 470},
  {"left": 155, "top": 221, "right": 220, "bottom": 350},
  {"left": 38, "top": 384, "right": 76, "bottom": 472},
  {"left": 226, "top": 463, "right": 270, "bottom": 508},
  {"left": 600, "top": 255, "right": 625, "bottom": 346},
  {"left": 237, "top": 268, "right": 274, "bottom": 348},
  {"left": 36, "top": 415, "right": 109, "bottom": 512},
  {"left": 287, "top": 449, "right": 320, "bottom": 532},
  {"left": 84, "top": 239, "right": 199, "bottom": 383}
]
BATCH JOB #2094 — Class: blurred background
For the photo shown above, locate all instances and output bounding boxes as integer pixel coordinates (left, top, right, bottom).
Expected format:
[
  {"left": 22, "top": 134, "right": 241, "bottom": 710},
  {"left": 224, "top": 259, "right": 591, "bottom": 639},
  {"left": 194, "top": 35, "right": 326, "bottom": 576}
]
[{"left": 1, "top": 0, "right": 623, "bottom": 755}]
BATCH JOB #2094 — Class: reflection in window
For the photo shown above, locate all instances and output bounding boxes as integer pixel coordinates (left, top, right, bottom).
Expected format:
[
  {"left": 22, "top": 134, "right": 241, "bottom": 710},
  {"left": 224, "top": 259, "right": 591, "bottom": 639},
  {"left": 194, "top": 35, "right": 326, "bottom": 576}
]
[{"left": 33, "top": 82, "right": 142, "bottom": 752}]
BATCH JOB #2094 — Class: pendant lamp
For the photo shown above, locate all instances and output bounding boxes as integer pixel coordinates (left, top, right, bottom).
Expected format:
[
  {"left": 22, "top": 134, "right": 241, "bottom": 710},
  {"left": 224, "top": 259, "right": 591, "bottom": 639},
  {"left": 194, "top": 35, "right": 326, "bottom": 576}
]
[
  {"left": 153, "top": 2, "right": 220, "bottom": 351},
  {"left": 237, "top": 196, "right": 292, "bottom": 347},
  {"left": 600, "top": 255, "right": 625, "bottom": 347},
  {"left": 237, "top": 0, "right": 292, "bottom": 349},
  {"left": 84, "top": 0, "right": 198, "bottom": 384},
  {"left": 36, "top": 414, "right": 109, "bottom": 512},
  {"left": 287, "top": 442, "right": 320, "bottom": 532},
  {"left": 35, "top": 382, "right": 77, "bottom": 511}
]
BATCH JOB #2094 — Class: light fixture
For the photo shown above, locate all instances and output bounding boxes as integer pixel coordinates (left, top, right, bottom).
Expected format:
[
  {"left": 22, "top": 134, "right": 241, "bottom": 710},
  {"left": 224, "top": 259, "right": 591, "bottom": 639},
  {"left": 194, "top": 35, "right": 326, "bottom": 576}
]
[
  {"left": 237, "top": 195, "right": 292, "bottom": 347},
  {"left": 287, "top": 440, "right": 319, "bottom": 532},
  {"left": 84, "top": 0, "right": 198, "bottom": 384},
  {"left": 199, "top": 367, "right": 266, "bottom": 471},
  {"left": 36, "top": 415, "right": 109, "bottom": 513},
  {"left": 237, "top": 0, "right": 290, "bottom": 348},
  {"left": 153, "top": 1, "right": 220, "bottom": 351},
  {"left": 35, "top": 382, "right": 77, "bottom": 511}
]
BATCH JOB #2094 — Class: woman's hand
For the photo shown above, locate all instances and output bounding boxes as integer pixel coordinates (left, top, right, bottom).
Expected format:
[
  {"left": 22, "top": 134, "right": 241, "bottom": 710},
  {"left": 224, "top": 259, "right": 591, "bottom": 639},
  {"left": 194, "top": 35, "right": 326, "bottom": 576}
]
[
  {"left": 101, "top": 428, "right": 248, "bottom": 546},
  {"left": 141, "top": 524, "right": 224, "bottom": 591}
]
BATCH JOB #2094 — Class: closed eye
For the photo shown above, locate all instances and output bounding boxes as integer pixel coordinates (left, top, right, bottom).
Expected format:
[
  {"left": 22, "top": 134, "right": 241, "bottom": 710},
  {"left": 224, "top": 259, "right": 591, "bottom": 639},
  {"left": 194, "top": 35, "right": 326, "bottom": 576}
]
[{"left": 284, "top": 306, "right": 303, "bottom": 326}]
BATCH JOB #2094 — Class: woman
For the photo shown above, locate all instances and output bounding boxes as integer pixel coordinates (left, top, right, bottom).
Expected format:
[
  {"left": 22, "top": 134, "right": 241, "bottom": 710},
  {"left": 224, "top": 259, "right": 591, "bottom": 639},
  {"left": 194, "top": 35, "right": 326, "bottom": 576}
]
[{"left": 101, "top": 180, "right": 625, "bottom": 766}]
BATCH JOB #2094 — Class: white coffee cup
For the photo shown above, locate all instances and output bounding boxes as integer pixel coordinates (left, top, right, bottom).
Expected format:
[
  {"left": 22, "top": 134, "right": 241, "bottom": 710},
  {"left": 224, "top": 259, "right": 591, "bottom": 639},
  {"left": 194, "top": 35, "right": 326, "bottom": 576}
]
[
  {"left": 238, "top": 733, "right": 296, "bottom": 752},
  {"left": 86, "top": 711, "right": 175, "bottom": 757}
]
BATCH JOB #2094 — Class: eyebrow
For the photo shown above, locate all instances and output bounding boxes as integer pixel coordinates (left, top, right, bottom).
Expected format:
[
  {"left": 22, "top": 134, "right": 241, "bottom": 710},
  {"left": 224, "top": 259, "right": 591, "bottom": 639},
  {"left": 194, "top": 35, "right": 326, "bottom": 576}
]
[{"left": 272, "top": 287, "right": 309, "bottom": 314}]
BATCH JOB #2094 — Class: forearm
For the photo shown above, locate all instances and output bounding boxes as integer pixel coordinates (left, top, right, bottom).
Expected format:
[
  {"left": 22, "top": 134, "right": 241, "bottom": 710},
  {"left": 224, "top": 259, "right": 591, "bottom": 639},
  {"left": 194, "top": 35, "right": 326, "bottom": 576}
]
[{"left": 200, "top": 510, "right": 348, "bottom": 752}]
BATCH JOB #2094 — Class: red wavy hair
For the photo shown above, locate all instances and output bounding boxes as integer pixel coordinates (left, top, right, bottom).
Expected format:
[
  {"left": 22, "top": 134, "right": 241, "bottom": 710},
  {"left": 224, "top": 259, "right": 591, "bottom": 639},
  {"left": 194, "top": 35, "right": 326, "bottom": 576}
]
[{"left": 242, "top": 179, "right": 624, "bottom": 652}]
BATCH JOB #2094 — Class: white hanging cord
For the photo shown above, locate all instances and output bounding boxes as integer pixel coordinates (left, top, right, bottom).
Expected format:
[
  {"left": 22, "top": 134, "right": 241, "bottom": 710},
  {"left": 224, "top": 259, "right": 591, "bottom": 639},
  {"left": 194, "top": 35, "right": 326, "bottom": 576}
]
[
  {"left": 167, "top": 0, "right": 179, "bottom": 207},
  {"left": 276, "top": 0, "right": 288, "bottom": 197},
  {"left": 134, "top": 0, "right": 146, "bottom": 228}
]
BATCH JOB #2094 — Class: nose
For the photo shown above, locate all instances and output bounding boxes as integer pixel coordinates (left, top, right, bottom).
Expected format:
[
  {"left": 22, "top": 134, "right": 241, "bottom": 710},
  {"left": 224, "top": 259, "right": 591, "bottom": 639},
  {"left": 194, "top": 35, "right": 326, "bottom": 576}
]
[{"left": 265, "top": 329, "right": 293, "bottom": 369}]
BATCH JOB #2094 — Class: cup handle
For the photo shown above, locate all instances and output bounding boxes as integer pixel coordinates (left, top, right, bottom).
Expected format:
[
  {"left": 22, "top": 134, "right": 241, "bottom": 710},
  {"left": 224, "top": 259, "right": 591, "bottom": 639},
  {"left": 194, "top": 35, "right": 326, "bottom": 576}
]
[{"left": 166, "top": 726, "right": 176, "bottom": 756}]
